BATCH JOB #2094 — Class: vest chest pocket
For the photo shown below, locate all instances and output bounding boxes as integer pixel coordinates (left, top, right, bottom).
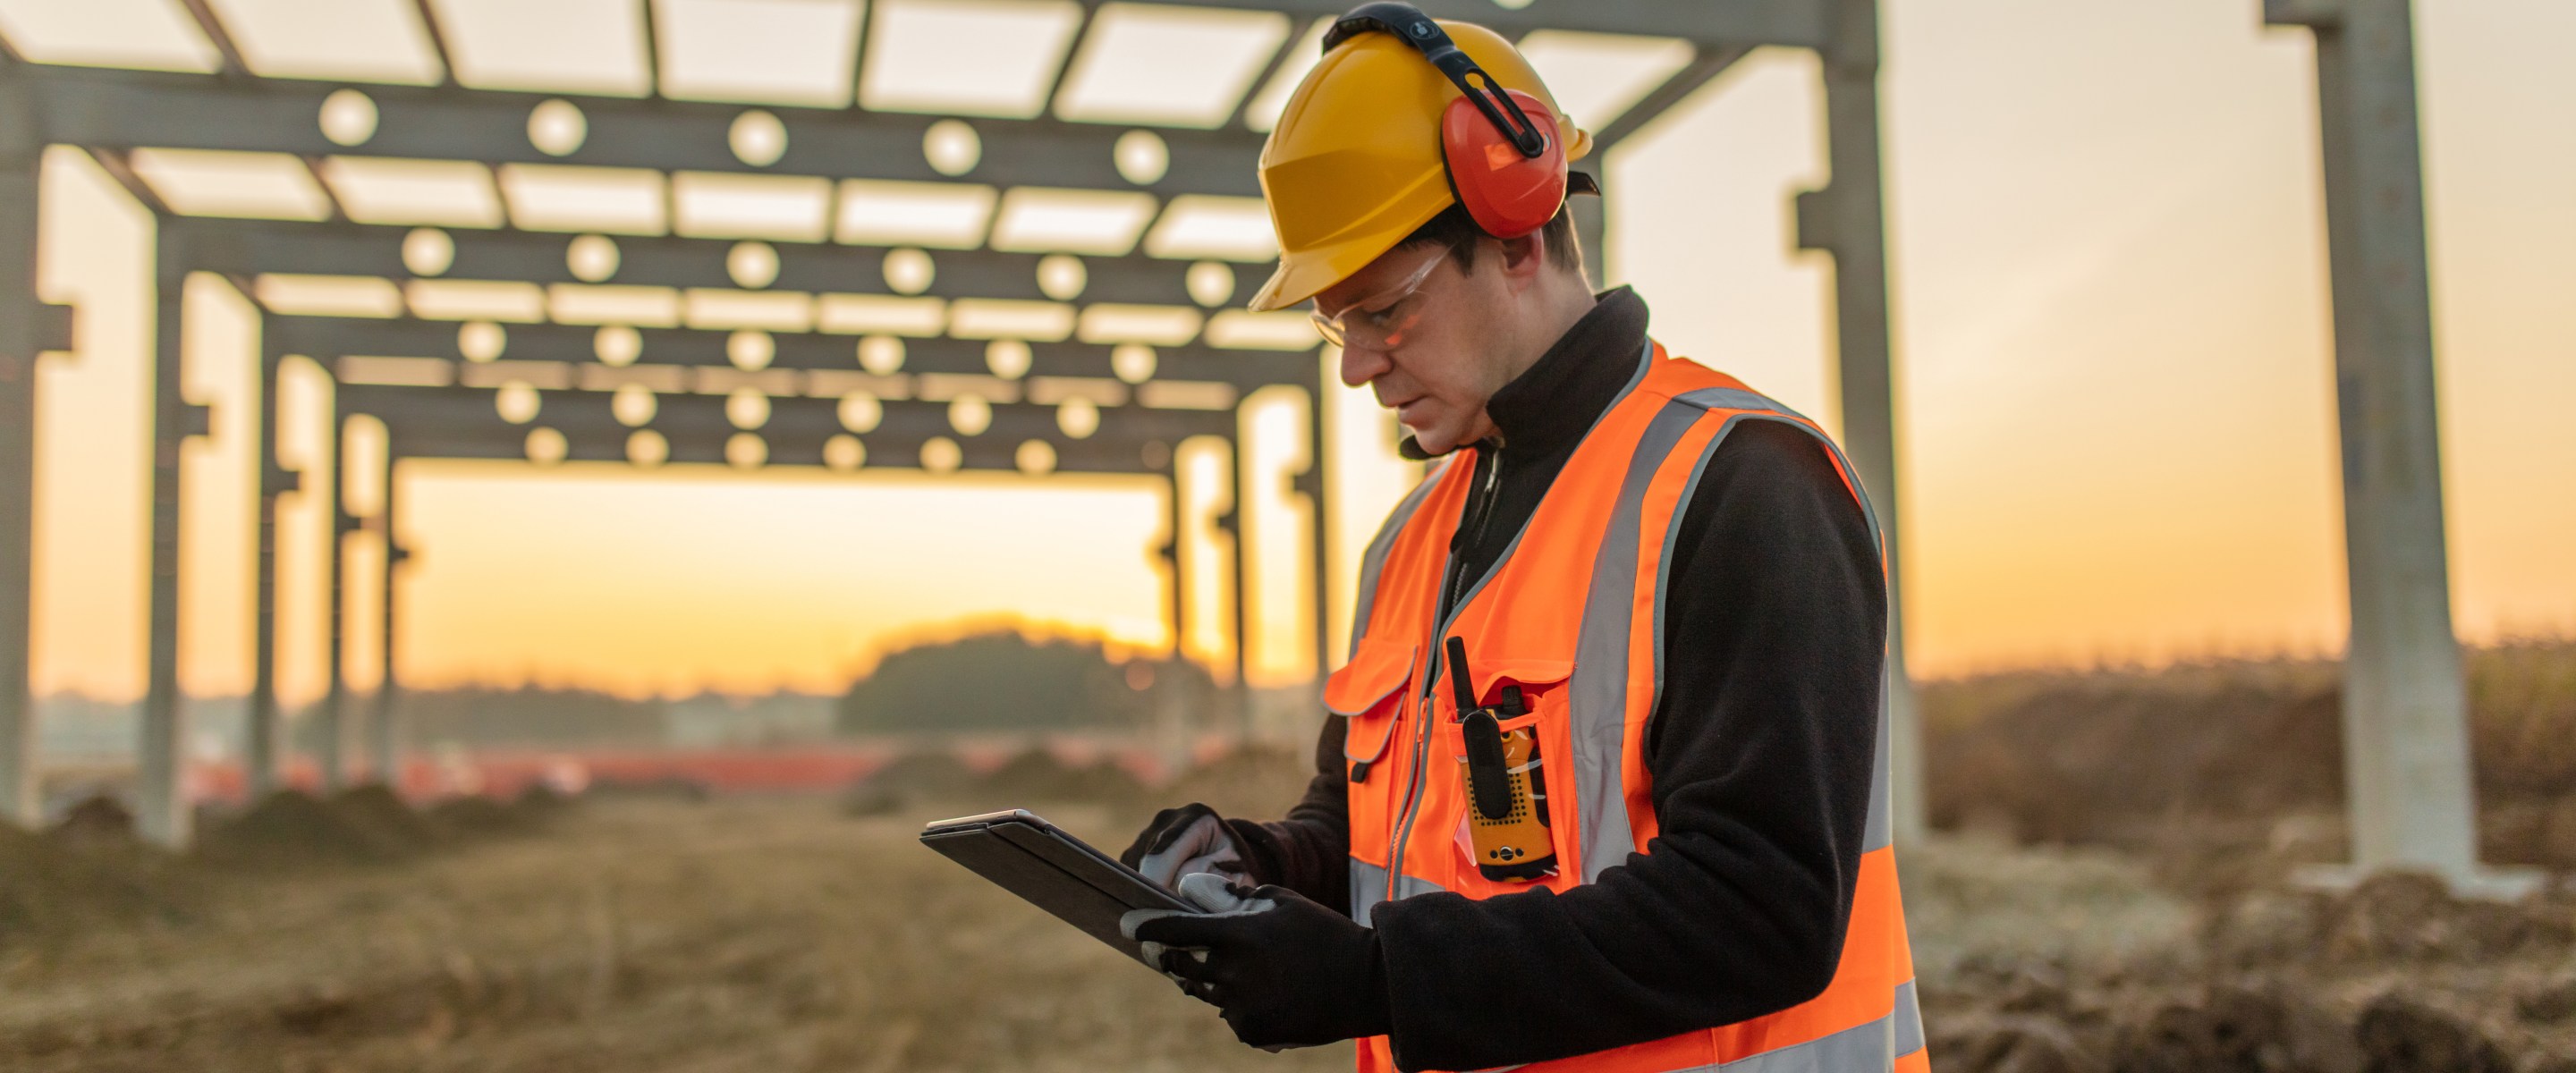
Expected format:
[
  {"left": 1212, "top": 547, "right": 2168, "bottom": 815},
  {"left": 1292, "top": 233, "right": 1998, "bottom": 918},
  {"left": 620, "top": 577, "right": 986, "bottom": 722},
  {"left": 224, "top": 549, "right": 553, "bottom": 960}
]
[
  {"left": 1439, "top": 657, "right": 1573, "bottom": 885},
  {"left": 1324, "top": 637, "right": 1416, "bottom": 779}
]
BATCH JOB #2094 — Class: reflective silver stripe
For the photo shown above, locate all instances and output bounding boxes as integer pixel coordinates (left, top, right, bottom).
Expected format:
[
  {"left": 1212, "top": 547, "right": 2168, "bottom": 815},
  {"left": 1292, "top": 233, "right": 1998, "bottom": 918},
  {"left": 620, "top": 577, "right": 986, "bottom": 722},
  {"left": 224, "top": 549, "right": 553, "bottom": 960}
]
[
  {"left": 1670, "top": 390, "right": 1885, "bottom": 562},
  {"left": 1665, "top": 392, "right": 1896, "bottom": 854},
  {"left": 1347, "top": 858, "right": 1450, "bottom": 927},
  {"left": 1568, "top": 400, "right": 1707, "bottom": 883},
  {"left": 1720, "top": 1010, "right": 1897, "bottom": 1071},
  {"left": 1350, "top": 858, "right": 1387, "bottom": 922},
  {"left": 1659, "top": 1010, "right": 1900, "bottom": 1072},
  {"left": 1348, "top": 460, "right": 1453, "bottom": 658},
  {"left": 1864, "top": 663, "right": 1894, "bottom": 853},
  {"left": 1893, "top": 978, "right": 1924, "bottom": 1057}
]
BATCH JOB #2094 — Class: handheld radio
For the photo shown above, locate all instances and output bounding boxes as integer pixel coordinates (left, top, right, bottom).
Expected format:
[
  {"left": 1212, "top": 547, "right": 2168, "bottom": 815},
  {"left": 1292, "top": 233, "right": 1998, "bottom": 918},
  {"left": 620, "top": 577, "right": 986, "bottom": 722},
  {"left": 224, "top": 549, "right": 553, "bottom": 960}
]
[{"left": 1445, "top": 637, "right": 1556, "bottom": 882}]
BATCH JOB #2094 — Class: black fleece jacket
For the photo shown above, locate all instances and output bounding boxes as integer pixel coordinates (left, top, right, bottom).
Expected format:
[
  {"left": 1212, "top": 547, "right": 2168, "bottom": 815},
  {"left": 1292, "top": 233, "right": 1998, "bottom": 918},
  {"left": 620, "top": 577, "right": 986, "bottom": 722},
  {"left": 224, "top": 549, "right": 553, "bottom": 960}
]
[{"left": 1223, "top": 288, "right": 1889, "bottom": 1072}]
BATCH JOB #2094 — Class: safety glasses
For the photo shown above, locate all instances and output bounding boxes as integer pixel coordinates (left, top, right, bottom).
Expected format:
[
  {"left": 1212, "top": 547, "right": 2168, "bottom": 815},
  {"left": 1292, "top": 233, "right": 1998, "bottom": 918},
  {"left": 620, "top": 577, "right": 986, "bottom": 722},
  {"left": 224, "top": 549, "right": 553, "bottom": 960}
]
[{"left": 1310, "top": 243, "right": 1455, "bottom": 351}]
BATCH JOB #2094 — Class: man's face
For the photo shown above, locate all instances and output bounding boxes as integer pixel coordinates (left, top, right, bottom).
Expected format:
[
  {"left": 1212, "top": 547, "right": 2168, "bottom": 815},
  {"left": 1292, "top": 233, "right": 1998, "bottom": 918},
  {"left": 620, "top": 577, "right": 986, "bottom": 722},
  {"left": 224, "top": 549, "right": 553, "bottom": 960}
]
[{"left": 1317, "top": 241, "right": 1516, "bottom": 456}]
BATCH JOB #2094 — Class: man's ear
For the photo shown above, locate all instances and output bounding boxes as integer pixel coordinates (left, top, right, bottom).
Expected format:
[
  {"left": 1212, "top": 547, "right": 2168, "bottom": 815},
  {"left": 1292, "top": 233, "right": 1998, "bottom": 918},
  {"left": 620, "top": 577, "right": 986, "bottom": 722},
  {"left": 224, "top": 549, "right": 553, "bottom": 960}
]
[{"left": 1495, "top": 232, "right": 1547, "bottom": 291}]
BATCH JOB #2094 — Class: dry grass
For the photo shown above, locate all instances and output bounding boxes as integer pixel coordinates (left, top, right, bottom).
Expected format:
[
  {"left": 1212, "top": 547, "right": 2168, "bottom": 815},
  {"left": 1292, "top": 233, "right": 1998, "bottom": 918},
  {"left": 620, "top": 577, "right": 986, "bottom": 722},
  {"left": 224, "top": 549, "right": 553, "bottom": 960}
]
[
  {"left": 1921, "top": 638, "right": 2576, "bottom": 875},
  {"left": 0, "top": 794, "right": 1347, "bottom": 1073}
]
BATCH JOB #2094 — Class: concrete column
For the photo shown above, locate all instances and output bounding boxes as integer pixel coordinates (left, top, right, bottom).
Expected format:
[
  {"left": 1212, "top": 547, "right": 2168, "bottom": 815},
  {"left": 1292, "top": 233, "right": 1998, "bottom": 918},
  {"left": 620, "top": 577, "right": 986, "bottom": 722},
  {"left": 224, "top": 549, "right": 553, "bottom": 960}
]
[
  {"left": 317, "top": 416, "right": 348, "bottom": 792},
  {"left": 2264, "top": 0, "right": 2511, "bottom": 891},
  {"left": 0, "top": 63, "right": 57, "bottom": 828},
  {"left": 1797, "top": 0, "right": 1924, "bottom": 846},
  {"left": 1156, "top": 469, "right": 1191, "bottom": 776},
  {"left": 1216, "top": 435, "right": 1250, "bottom": 739},
  {"left": 1302, "top": 364, "right": 1333, "bottom": 676},
  {"left": 369, "top": 451, "right": 403, "bottom": 789},
  {"left": 136, "top": 231, "right": 193, "bottom": 847},
  {"left": 244, "top": 341, "right": 286, "bottom": 799}
]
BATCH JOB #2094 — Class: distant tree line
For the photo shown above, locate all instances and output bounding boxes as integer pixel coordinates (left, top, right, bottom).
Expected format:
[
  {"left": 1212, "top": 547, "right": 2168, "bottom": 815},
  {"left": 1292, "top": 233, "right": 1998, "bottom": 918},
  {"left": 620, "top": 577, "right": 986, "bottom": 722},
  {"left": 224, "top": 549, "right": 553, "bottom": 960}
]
[{"left": 835, "top": 630, "right": 1208, "bottom": 735}]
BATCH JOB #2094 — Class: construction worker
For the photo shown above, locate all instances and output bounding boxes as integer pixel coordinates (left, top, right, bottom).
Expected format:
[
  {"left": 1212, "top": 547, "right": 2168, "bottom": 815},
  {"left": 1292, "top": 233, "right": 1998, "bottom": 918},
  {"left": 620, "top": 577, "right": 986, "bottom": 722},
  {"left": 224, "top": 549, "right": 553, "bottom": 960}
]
[{"left": 1117, "top": 4, "right": 1923, "bottom": 1071}]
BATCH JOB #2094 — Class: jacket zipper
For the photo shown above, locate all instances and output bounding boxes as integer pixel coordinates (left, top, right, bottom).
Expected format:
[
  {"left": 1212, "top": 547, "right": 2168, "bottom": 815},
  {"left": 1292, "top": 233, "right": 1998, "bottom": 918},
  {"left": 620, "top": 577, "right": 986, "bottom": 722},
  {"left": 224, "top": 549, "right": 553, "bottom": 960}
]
[{"left": 1386, "top": 443, "right": 1504, "bottom": 901}]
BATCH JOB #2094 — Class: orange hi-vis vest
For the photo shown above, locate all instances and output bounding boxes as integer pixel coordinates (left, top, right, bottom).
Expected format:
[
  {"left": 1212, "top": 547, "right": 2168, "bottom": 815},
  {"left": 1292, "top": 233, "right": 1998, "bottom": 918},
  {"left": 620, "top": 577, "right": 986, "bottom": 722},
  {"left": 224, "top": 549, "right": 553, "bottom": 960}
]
[{"left": 1323, "top": 342, "right": 1926, "bottom": 1073}]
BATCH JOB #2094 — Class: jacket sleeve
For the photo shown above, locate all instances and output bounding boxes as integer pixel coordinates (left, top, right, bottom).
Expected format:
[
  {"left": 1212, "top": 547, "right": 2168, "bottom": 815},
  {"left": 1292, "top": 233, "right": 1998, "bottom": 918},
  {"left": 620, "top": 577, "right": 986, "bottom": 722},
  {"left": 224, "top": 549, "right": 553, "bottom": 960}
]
[
  {"left": 1370, "top": 420, "right": 1888, "bottom": 1072},
  {"left": 1226, "top": 714, "right": 1354, "bottom": 914}
]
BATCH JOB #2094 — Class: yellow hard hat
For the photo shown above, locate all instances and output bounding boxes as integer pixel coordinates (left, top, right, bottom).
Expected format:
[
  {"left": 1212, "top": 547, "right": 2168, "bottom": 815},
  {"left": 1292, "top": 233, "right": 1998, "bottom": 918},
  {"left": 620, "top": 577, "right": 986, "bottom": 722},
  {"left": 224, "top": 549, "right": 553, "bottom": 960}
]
[{"left": 1248, "top": 18, "right": 1592, "bottom": 313}]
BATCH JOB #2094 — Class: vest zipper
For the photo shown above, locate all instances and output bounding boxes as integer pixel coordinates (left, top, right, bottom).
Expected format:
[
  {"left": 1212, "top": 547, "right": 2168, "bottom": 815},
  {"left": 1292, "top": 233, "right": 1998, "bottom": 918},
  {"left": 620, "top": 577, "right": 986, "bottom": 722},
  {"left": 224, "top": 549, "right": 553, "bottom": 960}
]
[{"left": 1387, "top": 443, "right": 1504, "bottom": 903}]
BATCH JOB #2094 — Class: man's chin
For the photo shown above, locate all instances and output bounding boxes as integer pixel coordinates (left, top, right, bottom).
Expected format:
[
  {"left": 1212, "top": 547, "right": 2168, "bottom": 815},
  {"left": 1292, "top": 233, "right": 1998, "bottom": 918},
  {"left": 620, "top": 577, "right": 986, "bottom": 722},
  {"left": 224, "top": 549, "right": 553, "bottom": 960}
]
[{"left": 1401, "top": 422, "right": 1457, "bottom": 457}]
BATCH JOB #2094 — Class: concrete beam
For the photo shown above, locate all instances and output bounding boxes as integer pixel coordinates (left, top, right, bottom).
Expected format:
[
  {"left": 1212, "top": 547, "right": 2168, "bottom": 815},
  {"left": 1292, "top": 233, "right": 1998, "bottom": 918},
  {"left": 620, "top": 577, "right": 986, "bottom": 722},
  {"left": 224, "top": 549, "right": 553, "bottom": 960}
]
[
  {"left": 267, "top": 316, "right": 1316, "bottom": 393},
  {"left": 174, "top": 216, "right": 1236, "bottom": 308},
  {"left": 1592, "top": 46, "right": 1757, "bottom": 151},
  {"left": 349, "top": 384, "right": 1231, "bottom": 475},
  {"left": 2267, "top": 0, "right": 2523, "bottom": 893},
  {"left": 31, "top": 65, "right": 1263, "bottom": 199},
  {"left": 1796, "top": 0, "right": 1924, "bottom": 847},
  {"left": 1170, "top": 0, "right": 1829, "bottom": 51}
]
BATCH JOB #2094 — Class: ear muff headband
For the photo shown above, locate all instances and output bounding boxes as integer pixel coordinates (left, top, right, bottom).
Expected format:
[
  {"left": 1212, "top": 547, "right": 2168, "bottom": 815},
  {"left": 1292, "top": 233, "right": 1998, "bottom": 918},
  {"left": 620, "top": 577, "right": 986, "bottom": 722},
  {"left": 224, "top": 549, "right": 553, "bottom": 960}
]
[{"left": 1324, "top": 3, "right": 1546, "bottom": 159}]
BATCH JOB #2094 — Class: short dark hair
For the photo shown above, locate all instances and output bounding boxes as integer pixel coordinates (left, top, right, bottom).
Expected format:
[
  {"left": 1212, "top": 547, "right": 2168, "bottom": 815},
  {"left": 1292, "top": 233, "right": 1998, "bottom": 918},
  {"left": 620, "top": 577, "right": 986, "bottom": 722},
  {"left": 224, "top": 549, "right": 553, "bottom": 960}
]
[{"left": 1393, "top": 199, "right": 1588, "bottom": 284}]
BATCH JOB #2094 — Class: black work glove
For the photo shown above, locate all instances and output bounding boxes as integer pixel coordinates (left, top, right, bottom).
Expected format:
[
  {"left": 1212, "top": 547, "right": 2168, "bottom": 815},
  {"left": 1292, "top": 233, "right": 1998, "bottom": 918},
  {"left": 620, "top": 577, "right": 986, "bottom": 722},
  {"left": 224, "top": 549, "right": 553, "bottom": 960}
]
[
  {"left": 1119, "top": 874, "right": 1394, "bottom": 1051},
  {"left": 1119, "top": 802, "right": 1255, "bottom": 888}
]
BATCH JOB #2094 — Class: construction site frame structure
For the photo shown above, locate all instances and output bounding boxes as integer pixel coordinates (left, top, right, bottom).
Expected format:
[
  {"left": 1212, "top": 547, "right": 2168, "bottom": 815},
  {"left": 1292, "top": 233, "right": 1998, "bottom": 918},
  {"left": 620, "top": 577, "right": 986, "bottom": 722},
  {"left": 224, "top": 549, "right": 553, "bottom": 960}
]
[{"left": 0, "top": 0, "right": 1925, "bottom": 849}]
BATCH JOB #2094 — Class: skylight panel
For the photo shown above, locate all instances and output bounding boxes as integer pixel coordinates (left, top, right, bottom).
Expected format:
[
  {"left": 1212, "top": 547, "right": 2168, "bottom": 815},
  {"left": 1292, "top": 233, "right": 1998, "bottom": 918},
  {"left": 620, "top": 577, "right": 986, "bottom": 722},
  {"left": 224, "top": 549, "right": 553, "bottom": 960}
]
[
  {"left": 989, "top": 188, "right": 1157, "bottom": 256},
  {"left": 319, "top": 157, "right": 505, "bottom": 228},
  {"left": 948, "top": 299, "right": 1074, "bottom": 342},
  {"left": 1053, "top": 4, "right": 1290, "bottom": 129},
  {"left": 1241, "top": 18, "right": 1330, "bottom": 132},
  {"left": 835, "top": 180, "right": 996, "bottom": 249},
  {"left": 407, "top": 280, "right": 547, "bottom": 322},
  {"left": 1076, "top": 304, "right": 1201, "bottom": 346},
  {"left": 130, "top": 149, "right": 333, "bottom": 221},
  {"left": 1513, "top": 31, "right": 1696, "bottom": 138},
  {"left": 1142, "top": 195, "right": 1275, "bottom": 261},
  {"left": 205, "top": 0, "right": 444, "bottom": 84},
  {"left": 817, "top": 294, "right": 945, "bottom": 336},
  {"left": 654, "top": 0, "right": 864, "bottom": 107},
  {"left": 498, "top": 164, "right": 669, "bottom": 234},
  {"left": 1204, "top": 310, "right": 1318, "bottom": 350},
  {"left": 674, "top": 173, "right": 834, "bottom": 242},
  {"left": 255, "top": 275, "right": 404, "bottom": 317},
  {"left": 0, "top": 0, "right": 218, "bottom": 72},
  {"left": 428, "top": 0, "right": 653, "bottom": 97},
  {"left": 860, "top": 0, "right": 1080, "bottom": 119}
]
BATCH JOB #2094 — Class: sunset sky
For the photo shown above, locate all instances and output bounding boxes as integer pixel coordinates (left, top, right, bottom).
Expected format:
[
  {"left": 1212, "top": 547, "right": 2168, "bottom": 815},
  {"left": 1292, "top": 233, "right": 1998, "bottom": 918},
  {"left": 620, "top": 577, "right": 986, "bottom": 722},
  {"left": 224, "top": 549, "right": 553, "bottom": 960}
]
[{"left": 21, "top": 0, "right": 2574, "bottom": 705}]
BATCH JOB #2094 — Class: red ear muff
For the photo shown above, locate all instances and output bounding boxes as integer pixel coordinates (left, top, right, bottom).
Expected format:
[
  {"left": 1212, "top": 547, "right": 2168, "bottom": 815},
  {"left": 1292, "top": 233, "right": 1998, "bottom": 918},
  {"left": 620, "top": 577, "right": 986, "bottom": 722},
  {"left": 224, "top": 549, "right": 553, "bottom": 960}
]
[{"left": 1440, "top": 88, "right": 1567, "bottom": 240}]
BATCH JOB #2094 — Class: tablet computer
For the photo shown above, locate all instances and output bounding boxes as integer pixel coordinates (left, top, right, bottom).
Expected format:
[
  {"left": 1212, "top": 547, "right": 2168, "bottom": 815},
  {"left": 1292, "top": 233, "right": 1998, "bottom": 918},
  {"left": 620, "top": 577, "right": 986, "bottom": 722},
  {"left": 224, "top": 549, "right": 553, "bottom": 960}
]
[{"left": 920, "top": 808, "right": 1198, "bottom": 964}]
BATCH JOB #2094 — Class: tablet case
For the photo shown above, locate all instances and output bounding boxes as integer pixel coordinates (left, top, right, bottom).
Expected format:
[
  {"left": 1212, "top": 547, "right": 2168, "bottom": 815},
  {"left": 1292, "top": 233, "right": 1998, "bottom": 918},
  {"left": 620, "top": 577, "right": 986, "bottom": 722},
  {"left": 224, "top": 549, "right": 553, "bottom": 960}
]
[{"left": 920, "top": 809, "right": 1198, "bottom": 963}]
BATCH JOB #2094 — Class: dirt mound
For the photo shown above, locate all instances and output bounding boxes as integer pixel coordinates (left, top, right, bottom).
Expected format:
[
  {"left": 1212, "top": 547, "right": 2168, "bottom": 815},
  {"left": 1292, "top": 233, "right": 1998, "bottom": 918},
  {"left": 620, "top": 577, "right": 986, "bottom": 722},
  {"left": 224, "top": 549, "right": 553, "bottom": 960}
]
[
  {"left": 1924, "top": 642, "right": 2576, "bottom": 874},
  {"left": 197, "top": 788, "right": 445, "bottom": 868},
  {"left": 50, "top": 793, "right": 136, "bottom": 846},
  {"left": 0, "top": 819, "right": 191, "bottom": 936},
  {"left": 2202, "top": 873, "right": 2576, "bottom": 970},
  {"left": 978, "top": 748, "right": 1145, "bottom": 805},
  {"left": 2356, "top": 993, "right": 2512, "bottom": 1072},
  {"left": 1164, "top": 744, "right": 1317, "bottom": 817}
]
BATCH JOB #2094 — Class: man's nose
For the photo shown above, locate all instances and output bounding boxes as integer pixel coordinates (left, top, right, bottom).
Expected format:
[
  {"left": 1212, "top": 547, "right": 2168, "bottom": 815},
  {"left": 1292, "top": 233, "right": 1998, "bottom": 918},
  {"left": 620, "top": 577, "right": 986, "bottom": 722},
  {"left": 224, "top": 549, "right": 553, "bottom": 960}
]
[{"left": 1338, "top": 344, "right": 1387, "bottom": 389}]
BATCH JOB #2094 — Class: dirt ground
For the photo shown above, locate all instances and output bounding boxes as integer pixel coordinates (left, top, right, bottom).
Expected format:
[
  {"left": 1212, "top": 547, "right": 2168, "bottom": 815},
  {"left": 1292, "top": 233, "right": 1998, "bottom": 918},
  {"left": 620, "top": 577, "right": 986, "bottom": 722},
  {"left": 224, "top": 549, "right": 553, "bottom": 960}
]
[
  {"left": 4, "top": 743, "right": 2574, "bottom": 1072},
  {"left": 0, "top": 788, "right": 1351, "bottom": 1073}
]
